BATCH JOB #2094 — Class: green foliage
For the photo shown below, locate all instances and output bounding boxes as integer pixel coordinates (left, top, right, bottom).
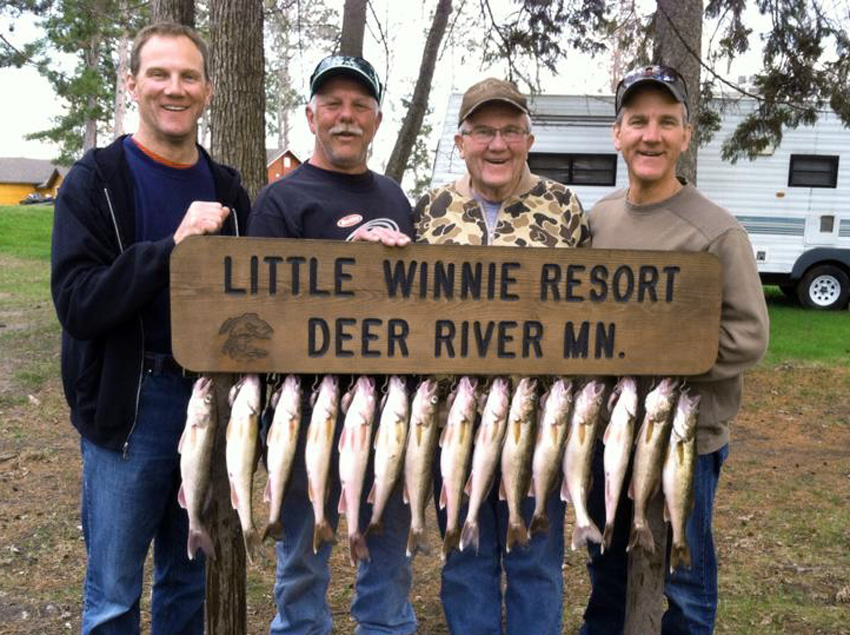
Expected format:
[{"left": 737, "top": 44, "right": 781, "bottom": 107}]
[{"left": 1, "top": 0, "right": 148, "bottom": 164}]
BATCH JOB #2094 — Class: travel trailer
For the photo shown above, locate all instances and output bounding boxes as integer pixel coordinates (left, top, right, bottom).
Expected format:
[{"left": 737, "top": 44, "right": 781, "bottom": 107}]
[{"left": 431, "top": 94, "right": 850, "bottom": 310}]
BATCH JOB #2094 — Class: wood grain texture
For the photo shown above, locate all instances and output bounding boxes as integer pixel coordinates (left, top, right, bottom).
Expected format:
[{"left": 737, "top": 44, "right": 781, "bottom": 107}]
[{"left": 171, "top": 236, "right": 723, "bottom": 375}]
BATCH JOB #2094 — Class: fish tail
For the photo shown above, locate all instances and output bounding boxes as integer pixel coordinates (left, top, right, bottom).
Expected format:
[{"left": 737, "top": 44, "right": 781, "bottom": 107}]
[
  {"left": 187, "top": 527, "right": 215, "bottom": 561},
  {"left": 312, "top": 521, "right": 335, "bottom": 554},
  {"left": 262, "top": 520, "right": 284, "bottom": 543},
  {"left": 442, "top": 528, "right": 461, "bottom": 561},
  {"left": 460, "top": 520, "right": 479, "bottom": 554},
  {"left": 505, "top": 521, "right": 530, "bottom": 553},
  {"left": 528, "top": 513, "right": 549, "bottom": 537},
  {"left": 602, "top": 523, "right": 614, "bottom": 554},
  {"left": 669, "top": 542, "right": 691, "bottom": 573},
  {"left": 406, "top": 528, "right": 430, "bottom": 558},
  {"left": 242, "top": 526, "right": 261, "bottom": 564},
  {"left": 348, "top": 533, "right": 370, "bottom": 566},
  {"left": 627, "top": 521, "right": 655, "bottom": 553},
  {"left": 571, "top": 522, "right": 603, "bottom": 550}
]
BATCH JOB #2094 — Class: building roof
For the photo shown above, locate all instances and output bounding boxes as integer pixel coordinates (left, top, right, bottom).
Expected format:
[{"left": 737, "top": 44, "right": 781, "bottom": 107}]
[
  {"left": 266, "top": 148, "right": 303, "bottom": 166},
  {"left": 0, "top": 157, "right": 65, "bottom": 188}
]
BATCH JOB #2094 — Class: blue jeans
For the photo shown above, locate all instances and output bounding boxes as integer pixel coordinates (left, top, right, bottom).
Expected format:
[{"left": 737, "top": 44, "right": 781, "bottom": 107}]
[
  {"left": 80, "top": 368, "right": 204, "bottom": 635},
  {"left": 434, "top": 460, "right": 567, "bottom": 635},
  {"left": 269, "top": 405, "right": 416, "bottom": 635},
  {"left": 581, "top": 442, "right": 729, "bottom": 635}
]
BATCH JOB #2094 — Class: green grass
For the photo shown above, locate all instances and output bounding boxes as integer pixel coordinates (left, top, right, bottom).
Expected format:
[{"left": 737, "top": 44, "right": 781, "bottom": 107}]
[
  {"left": 762, "top": 286, "right": 850, "bottom": 366},
  {"left": 0, "top": 204, "right": 54, "bottom": 260}
]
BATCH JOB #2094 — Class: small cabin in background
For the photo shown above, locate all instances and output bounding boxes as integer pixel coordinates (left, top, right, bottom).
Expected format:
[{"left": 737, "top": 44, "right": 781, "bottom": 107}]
[
  {"left": 0, "top": 158, "right": 65, "bottom": 205},
  {"left": 266, "top": 149, "right": 302, "bottom": 183}
]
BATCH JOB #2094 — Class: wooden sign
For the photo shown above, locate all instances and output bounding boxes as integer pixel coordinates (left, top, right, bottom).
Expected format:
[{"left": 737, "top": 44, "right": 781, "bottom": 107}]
[{"left": 170, "top": 237, "right": 722, "bottom": 376}]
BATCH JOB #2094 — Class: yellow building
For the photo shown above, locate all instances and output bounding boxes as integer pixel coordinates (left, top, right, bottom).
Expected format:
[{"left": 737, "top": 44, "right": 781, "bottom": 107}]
[{"left": 0, "top": 158, "right": 65, "bottom": 205}]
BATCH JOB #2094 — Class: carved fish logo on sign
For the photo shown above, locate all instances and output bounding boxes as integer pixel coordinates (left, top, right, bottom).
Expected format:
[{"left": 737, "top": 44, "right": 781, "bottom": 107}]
[{"left": 219, "top": 313, "right": 274, "bottom": 361}]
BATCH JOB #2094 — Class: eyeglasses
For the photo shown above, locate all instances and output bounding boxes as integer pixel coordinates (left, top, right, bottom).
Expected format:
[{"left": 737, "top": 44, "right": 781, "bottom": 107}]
[{"left": 461, "top": 125, "right": 529, "bottom": 144}]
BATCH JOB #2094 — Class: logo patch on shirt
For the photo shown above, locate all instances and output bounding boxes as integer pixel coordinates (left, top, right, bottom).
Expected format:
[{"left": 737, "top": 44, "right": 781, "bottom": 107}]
[{"left": 337, "top": 213, "right": 364, "bottom": 228}]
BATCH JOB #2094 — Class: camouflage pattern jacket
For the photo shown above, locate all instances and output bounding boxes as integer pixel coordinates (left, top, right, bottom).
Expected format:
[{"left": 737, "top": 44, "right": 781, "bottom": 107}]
[{"left": 413, "top": 167, "right": 590, "bottom": 248}]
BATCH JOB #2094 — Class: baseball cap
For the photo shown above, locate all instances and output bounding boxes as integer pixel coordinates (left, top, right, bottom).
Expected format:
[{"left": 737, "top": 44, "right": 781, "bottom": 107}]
[
  {"left": 615, "top": 65, "right": 689, "bottom": 115},
  {"left": 458, "top": 78, "right": 529, "bottom": 125},
  {"left": 309, "top": 55, "right": 383, "bottom": 103}
]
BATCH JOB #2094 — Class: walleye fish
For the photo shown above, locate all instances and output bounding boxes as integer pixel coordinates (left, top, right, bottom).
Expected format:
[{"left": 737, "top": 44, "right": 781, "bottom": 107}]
[
  {"left": 403, "top": 377, "right": 440, "bottom": 557},
  {"left": 337, "top": 375, "right": 377, "bottom": 565},
  {"left": 662, "top": 389, "right": 700, "bottom": 572},
  {"left": 501, "top": 377, "right": 538, "bottom": 553},
  {"left": 263, "top": 375, "right": 302, "bottom": 543},
  {"left": 529, "top": 378, "right": 573, "bottom": 537},
  {"left": 561, "top": 379, "right": 607, "bottom": 550},
  {"left": 628, "top": 377, "right": 679, "bottom": 553},
  {"left": 305, "top": 374, "right": 340, "bottom": 553},
  {"left": 367, "top": 376, "right": 410, "bottom": 537},
  {"left": 601, "top": 376, "right": 639, "bottom": 552},
  {"left": 439, "top": 376, "right": 478, "bottom": 560},
  {"left": 226, "top": 374, "right": 262, "bottom": 562},
  {"left": 178, "top": 376, "right": 217, "bottom": 560},
  {"left": 460, "top": 377, "right": 511, "bottom": 553}
]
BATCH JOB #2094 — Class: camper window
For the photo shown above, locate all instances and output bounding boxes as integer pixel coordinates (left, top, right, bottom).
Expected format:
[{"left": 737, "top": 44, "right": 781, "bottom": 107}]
[
  {"left": 788, "top": 155, "right": 839, "bottom": 188},
  {"left": 527, "top": 153, "right": 617, "bottom": 186}
]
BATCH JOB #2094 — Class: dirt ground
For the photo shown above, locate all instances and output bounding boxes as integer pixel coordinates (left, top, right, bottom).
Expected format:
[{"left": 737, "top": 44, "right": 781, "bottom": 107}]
[{"left": 1, "top": 354, "right": 849, "bottom": 633}]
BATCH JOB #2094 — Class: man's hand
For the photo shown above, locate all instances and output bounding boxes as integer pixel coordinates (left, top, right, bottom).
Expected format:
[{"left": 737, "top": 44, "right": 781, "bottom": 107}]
[
  {"left": 350, "top": 226, "right": 411, "bottom": 247},
  {"left": 174, "top": 202, "right": 231, "bottom": 245}
]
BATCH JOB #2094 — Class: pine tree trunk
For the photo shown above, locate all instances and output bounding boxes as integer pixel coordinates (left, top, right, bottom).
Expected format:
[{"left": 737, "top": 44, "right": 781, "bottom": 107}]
[
  {"left": 653, "top": 0, "right": 702, "bottom": 183},
  {"left": 340, "top": 0, "right": 367, "bottom": 56},
  {"left": 113, "top": 29, "right": 129, "bottom": 139},
  {"left": 384, "top": 0, "right": 452, "bottom": 184},
  {"left": 83, "top": 35, "right": 100, "bottom": 152},
  {"left": 209, "top": 0, "right": 266, "bottom": 200},
  {"left": 152, "top": 0, "right": 195, "bottom": 26}
]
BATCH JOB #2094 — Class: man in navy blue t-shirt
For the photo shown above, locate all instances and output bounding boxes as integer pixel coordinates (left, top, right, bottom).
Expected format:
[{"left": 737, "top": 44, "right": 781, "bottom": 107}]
[{"left": 248, "top": 56, "right": 415, "bottom": 635}]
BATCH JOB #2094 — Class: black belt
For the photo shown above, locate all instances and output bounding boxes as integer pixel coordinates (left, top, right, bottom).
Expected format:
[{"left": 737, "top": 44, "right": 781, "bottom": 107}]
[{"left": 142, "top": 352, "right": 198, "bottom": 378}]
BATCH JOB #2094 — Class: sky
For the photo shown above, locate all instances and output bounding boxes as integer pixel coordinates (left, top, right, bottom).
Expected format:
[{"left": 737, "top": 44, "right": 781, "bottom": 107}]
[{"left": 0, "top": 1, "right": 767, "bottom": 167}]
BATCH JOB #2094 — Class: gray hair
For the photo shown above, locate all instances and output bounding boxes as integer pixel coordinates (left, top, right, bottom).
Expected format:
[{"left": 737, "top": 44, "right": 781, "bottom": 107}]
[{"left": 458, "top": 112, "right": 533, "bottom": 134}]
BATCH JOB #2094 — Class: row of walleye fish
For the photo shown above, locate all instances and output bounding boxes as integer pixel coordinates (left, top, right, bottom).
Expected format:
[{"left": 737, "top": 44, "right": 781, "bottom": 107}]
[{"left": 176, "top": 373, "right": 699, "bottom": 574}]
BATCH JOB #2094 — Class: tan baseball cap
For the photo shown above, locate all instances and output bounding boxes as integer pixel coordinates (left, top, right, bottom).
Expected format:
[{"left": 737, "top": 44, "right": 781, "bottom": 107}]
[{"left": 458, "top": 78, "right": 529, "bottom": 125}]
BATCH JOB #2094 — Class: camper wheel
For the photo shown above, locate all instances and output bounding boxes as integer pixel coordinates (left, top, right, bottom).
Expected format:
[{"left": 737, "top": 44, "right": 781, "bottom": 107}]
[{"left": 797, "top": 265, "right": 850, "bottom": 310}]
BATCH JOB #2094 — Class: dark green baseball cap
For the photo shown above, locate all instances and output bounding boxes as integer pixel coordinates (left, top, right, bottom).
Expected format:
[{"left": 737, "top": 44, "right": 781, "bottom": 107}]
[{"left": 309, "top": 55, "right": 383, "bottom": 104}]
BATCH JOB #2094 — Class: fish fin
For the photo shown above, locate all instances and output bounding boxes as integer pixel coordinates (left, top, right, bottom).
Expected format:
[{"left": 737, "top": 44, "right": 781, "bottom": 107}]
[
  {"left": 229, "top": 482, "right": 239, "bottom": 510},
  {"left": 645, "top": 420, "right": 654, "bottom": 443},
  {"left": 415, "top": 424, "right": 423, "bottom": 446},
  {"left": 578, "top": 424, "right": 586, "bottom": 444},
  {"left": 669, "top": 542, "right": 692, "bottom": 573},
  {"left": 464, "top": 474, "right": 473, "bottom": 497},
  {"left": 529, "top": 513, "right": 549, "bottom": 537},
  {"left": 325, "top": 418, "right": 334, "bottom": 443},
  {"left": 602, "top": 523, "right": 614, "bottom": 553},
  {"left": 663, "top": 500, "right": 671, "bottom": 523},
  {"left": 262, "top": 521, "right": 284, "bottom": 543},
  {"left": 550, "top": 424, "right": 559, "bottom": 444},
  {"left": 367, "top": 483, "right": 376, "bottom": 505},
  {"left": 177, "top": 428, "right": 187, "bottom": 454},
  {"left": 187, "top": 528, "right": 215, "bottom": 561},
  {"left": 312, "top": 521, "right": 335, "bottom": 554},
  {"left": 402, "top": 485, "right": 409, "bottom": 506},
  {"left": 338, "top": 428, "right": 348, "bottom": 453},
  {"left": 505, "top": 522, "right": 529, "bottom": 553},
  {"left": 627, "top": 521, "right": 655, "bottom": 553},
  {"left": 349, "top": 533, "right": 370, "bottom": 566},
  {"left": 242, "top": 526, "right": 260, "bottom": 564},
  {"left": 561, "top": 478, "right": 572, "bottom": 504},
  {"left": 460, "top": 520, "right": 479, "bottom": 554},
  {"left": 627, "top": 478, "right": 635, "bottom": 500},
  {"left": 603, "top": 423, "right": 611, "bottom": 445},
  {"left": 499, "top": 478, "right": 507, "bottom": 501},
  {"left": 439, "top": 483, "right": 448, "bottom": 510},
  {"left": 677, "top": 441, "right": 685, "bottom": 464},
  {"left": 406, "top": 528, "right": 430, "bottom": 558},
  {"left": 571, "top": 522, "right": 603, "bottom": 551},
  {"left": 512, "top": 421, "right": 522, "bottom": 445},
  {"left": 306, "top": 476, "right": 314, "bottom": 503},
  {"left": 263, "top": 479, "right": 272, "bottom": 504},
  {"left": 527, "top": 481, "right": 534, "bottom": 498},
  {"left": 338, "top": 487, "right": 347, "bottom": 514},
  {"left": 442, "top": 528, "right": 461, "bottom": 561},
  {"left": 177, "top": 485, "right": 187, "bottom": 509}
]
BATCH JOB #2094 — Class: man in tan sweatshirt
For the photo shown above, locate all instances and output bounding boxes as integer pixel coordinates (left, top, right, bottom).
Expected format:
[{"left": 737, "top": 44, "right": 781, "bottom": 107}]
[{"left": 581, "top": 65, "right": 770, "bottom": 635}]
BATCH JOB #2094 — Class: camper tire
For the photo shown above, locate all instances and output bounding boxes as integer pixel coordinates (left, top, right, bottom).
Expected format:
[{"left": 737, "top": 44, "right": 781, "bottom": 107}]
[{"left": 797, "top": 265, "right": 850, "bottom": 310}]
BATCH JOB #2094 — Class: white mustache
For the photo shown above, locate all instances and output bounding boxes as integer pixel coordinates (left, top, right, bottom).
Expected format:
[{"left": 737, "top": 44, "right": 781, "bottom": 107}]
[{"left": 330, "top": 124, "right": 364, "bottom": 137}]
